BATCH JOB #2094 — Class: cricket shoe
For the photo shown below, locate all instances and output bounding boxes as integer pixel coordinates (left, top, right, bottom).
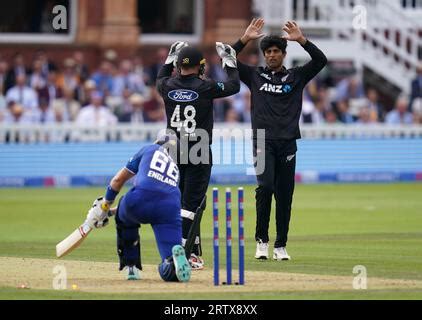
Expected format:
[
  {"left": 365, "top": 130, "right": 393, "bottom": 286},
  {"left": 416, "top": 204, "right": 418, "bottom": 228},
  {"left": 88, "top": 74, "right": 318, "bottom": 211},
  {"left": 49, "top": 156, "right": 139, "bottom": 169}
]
[
  {"left": 172, "top": 245, "right": 191, "bottom": 283},
  {"left": 126, "top": 266, "right": 141, "bottom": 280},
  {"left": 273, "top": 247, "right": 291, "bottom": 261},
  {"left": 189, "top": 253, "right": 205, "bottom": 270},
  {"left": 255, "top": 240, "right": 269, "bottom": 260}
]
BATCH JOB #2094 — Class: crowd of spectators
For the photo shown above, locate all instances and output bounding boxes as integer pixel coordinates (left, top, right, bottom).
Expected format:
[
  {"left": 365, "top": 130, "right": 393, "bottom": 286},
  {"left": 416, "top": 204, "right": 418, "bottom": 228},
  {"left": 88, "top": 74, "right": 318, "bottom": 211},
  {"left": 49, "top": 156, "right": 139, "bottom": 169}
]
[
  {"left": 299, "top": 65, "right": 422, "bottom": 126},
  {"left": 1, "top": 49, "right": 421, "bottom": 127}
]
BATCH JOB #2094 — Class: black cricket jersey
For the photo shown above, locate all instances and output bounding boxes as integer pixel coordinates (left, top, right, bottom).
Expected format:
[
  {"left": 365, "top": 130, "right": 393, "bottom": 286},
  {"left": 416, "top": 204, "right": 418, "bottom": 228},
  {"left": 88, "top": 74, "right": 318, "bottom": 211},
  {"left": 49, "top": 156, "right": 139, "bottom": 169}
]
[
  {"left": 233, "top": 39, "right": 327, "bottom": 140},
  {"left": 156, "top": 64, "right": 240, "bottom": 145}
]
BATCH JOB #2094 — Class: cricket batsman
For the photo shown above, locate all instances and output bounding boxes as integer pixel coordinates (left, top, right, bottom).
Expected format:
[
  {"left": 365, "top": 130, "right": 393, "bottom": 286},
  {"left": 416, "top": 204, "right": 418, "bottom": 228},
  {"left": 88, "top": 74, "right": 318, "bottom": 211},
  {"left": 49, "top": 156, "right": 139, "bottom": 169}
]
[{"left": 85, "top": 134, "right": 191, "bottom": 282}]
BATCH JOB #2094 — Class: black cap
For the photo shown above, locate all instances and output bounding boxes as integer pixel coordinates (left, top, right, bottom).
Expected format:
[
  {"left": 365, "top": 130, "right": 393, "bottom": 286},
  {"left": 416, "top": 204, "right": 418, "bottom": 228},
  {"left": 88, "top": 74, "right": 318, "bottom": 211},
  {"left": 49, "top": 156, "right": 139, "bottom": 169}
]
[{"left": 177, "top": 47, "right": 205, "bottom": 68}]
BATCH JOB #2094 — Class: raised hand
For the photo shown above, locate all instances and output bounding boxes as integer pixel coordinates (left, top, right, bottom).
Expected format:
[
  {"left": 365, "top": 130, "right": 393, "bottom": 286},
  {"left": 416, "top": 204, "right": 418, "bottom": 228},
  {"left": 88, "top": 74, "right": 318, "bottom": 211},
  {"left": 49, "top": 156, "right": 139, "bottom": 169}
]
[
  {"left": 216, "top": 42, "right": 237, "bottom": 68},
  {"left": 165, "top": 41, "right": 189, "bottom": 66},
  {"left": 282, "top": 21, "right": 307, "bottom": 45},
  {"left": 241, "top": 18, "right": 265, "bottom": 44}
]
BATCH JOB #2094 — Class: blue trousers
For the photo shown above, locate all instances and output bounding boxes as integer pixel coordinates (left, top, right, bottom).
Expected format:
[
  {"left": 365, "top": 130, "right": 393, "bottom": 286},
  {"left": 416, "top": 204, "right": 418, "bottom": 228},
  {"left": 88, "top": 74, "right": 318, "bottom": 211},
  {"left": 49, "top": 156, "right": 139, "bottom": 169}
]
[{"left": 116, "top": 187, "right": 181, "bottom": 269}]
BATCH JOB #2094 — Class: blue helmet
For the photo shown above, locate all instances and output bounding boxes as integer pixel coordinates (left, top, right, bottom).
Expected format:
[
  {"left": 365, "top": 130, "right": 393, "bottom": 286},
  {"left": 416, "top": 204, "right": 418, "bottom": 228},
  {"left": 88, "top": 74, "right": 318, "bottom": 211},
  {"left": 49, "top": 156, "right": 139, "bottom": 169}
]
[{"left": 154, "top": 131, "right": 179, "bottom": 147}]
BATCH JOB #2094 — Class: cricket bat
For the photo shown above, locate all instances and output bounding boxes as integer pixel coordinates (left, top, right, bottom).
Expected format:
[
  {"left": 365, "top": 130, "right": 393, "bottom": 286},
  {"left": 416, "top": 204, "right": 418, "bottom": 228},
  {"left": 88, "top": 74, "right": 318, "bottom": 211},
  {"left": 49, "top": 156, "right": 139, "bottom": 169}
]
[
  {"left": 56, "top": 223, "right": 93, "bottom": 258},
  {"left": 56, "top": 208, "right": 116, "bottom": 258}
]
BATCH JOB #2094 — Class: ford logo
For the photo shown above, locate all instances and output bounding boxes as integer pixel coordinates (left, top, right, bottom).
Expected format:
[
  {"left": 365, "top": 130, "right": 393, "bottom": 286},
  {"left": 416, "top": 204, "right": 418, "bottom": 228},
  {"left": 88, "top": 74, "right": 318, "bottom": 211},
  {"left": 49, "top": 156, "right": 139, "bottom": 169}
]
[{"left": 168, "top": 90, "right": 199, "bottom": 102}]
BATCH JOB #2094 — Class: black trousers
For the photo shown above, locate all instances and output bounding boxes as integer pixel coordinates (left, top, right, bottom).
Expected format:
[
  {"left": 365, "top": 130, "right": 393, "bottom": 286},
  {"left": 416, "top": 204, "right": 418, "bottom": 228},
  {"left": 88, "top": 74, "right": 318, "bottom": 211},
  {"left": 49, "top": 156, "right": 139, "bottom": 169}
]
[
  {"left": 253, "top": 139, "right": 297, "bottom": 248},
  {"left": 179, "top": 163, "right": 212, "bottom": 212},
  {"left": 179, "top": 148, "right": 212, "bottom": 256}
]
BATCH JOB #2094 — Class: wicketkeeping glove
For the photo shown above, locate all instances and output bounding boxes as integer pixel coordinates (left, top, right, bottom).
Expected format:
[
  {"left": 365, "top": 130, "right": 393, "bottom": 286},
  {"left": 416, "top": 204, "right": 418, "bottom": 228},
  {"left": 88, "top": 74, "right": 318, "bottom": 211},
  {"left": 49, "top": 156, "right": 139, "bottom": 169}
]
[
  {"left": 165, "top": 41, "right": 189, "bottom": 67},
  {"left": 215, "top": 42, "right": 237, "bottom": 69},
  {"left": 85, "top": 197, "right": 111, "bottom": 229}
]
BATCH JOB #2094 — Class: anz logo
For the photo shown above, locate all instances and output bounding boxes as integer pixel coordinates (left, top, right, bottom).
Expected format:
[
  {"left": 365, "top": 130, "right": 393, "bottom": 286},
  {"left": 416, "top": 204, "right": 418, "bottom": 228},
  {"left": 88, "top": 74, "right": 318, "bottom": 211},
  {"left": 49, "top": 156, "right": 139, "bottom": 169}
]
[
  {"left": 168, "top": 89, "right": 199, "bottom": 102},
  {"left": 259, "top": 83, "right": 292, "bottom": 94}
]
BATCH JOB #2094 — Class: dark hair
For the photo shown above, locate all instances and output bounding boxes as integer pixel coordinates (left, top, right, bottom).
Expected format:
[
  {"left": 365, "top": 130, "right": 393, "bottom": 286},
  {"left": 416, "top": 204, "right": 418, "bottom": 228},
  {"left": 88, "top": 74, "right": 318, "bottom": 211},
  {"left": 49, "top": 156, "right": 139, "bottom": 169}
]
[{"left": 260, "top": 35, "right": 287, "bottom": 54}]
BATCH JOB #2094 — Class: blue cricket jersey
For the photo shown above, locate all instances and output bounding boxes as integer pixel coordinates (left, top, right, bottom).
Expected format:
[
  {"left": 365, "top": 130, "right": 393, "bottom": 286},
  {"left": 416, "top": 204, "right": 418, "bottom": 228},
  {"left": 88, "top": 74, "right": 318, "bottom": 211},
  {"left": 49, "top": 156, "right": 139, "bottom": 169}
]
[{"left": 125, "top": 144, "right": 180, "bottom": 194}]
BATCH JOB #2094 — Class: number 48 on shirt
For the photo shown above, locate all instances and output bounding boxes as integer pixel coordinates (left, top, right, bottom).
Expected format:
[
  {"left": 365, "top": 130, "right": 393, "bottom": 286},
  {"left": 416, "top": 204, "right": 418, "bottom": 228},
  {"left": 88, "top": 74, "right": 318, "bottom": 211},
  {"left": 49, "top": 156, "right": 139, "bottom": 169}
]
[{"left": 170, "top": 105, "right": 197, "bottom": 133}]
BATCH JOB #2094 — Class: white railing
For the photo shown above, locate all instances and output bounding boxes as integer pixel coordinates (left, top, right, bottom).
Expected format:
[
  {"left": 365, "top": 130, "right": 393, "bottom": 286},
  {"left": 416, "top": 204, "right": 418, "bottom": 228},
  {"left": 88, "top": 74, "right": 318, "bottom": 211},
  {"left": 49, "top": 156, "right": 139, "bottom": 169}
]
[
  {"left": 254, "top": 0, "right": 422, "bottom": 93},
  {"left": 1, "top": 123, "right": 422, "bottom": 143},
  {"left": 360, "top": 0, "right": 421, "bottom": 64},
  {"left": 255, "top": 0, "right": 422, "bottom": 28},
  {"left": 0, "top": 123, "right": 164, "bottom": 144}
]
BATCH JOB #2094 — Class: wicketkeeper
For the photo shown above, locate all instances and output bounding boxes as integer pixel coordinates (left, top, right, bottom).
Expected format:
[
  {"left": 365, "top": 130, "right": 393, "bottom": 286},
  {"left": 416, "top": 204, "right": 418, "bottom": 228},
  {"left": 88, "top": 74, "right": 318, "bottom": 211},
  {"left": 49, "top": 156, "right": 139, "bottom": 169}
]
[{"left": 156, "top": 41, "right": 240, "bottom": 269}]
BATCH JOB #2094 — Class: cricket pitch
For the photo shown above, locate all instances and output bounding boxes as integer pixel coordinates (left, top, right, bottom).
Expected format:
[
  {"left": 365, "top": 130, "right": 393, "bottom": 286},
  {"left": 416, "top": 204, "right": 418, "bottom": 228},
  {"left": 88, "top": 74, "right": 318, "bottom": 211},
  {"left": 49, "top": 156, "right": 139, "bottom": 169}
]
[{"left": 1, "top": 257, "right": 421, "bottom": 294}]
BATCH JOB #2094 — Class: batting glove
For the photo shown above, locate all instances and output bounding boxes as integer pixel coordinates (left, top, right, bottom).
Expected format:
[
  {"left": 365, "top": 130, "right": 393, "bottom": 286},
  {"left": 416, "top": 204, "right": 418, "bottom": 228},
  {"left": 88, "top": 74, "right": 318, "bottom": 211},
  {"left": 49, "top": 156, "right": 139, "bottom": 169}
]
[
  {"left": 216, "top": 42, "right": 237, "bottom": 69},
  {"left": 165, "top": 41, "right": 189, "bottom": 67},
  {"left": 86, "top": 197, "right": 111, "bottom": 229}
]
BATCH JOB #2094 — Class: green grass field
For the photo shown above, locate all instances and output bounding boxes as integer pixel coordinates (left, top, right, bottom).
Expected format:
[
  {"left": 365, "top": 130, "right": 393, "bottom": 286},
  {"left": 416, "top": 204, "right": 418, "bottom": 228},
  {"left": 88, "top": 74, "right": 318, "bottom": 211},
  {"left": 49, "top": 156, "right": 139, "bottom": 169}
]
[{"left": 1, "top": 183, "right": 422, "bottom": 300}]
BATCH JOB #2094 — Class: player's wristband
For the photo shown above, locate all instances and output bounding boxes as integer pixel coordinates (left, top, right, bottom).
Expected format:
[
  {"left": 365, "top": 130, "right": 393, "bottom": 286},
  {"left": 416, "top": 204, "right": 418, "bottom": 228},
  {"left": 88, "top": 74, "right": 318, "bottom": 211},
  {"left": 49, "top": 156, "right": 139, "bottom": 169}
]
[{"left": 105, "top": 185, "right": 119, "bottom": 203}]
